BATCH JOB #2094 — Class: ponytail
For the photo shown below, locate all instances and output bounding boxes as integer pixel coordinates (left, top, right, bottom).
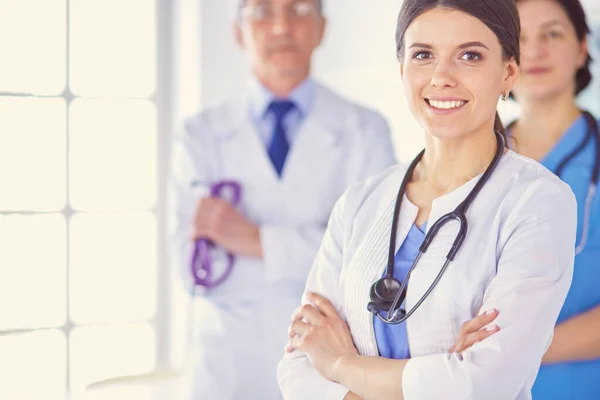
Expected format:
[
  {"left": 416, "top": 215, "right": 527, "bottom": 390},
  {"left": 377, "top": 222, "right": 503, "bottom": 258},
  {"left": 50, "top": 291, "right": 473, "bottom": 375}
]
[
  {"left": 494, "top": 112, "right": 505, "bottom": 134},
  {"left": 494, "top": 111, "right": 510, "bottom": 148}
]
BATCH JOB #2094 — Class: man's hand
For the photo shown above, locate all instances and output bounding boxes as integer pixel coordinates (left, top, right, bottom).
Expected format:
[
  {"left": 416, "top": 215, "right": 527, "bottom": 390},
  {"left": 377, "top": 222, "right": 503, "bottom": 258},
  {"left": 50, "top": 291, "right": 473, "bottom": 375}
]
[{"left": 194, "top": 197, "right": 262, "bottom": 258}]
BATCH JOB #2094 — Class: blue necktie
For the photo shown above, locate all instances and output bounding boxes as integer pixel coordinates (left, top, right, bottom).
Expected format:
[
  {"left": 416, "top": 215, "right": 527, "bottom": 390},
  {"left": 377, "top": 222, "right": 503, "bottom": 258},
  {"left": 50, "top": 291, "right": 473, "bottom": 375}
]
[{"left": 267, "top": 100, "right": 295, "bottom": 176}]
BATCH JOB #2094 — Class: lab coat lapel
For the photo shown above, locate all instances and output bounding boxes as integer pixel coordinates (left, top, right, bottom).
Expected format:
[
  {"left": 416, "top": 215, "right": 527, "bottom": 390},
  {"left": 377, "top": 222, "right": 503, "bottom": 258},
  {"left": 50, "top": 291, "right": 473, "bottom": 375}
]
[
  {"left": 278, "top": 87, "right": 343, "bottom": 204},
  {"left": 344, "top": 173, "right": 419, "bottom": 356},
  {"left": 216, "top": 121, "right": 280, "bottom": 185},
  {"left": 208, "top": 93, "right": 285, "bottom": 221}
]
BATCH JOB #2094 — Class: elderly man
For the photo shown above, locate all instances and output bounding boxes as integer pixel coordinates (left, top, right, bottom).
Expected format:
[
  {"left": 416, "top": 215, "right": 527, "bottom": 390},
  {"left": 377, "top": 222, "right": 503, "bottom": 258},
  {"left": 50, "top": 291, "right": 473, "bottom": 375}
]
[{"left": 169, "top": 0, "right": 396, "bottom": 398}]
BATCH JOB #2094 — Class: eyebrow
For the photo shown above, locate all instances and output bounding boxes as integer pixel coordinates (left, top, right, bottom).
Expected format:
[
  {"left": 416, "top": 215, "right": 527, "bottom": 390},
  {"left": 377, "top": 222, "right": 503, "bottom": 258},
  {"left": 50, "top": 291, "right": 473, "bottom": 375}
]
[
  {"left": 539, "top": 20, "right": 568, "bottom": 29},
  {"left": 408, "top": 41, "right": 489, "bottom": 50}
]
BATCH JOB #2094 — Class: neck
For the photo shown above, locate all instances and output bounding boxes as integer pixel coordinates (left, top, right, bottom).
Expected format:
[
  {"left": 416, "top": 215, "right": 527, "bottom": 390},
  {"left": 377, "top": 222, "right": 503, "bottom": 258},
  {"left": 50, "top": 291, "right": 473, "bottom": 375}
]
[
  {"left": 416, "top": 124, "right": 498, "bottom": 193},
  {"left": 516, "top": 90, "right": 581, "bottom": 144},
  {"left": 256, "top": 69, "right": 310, "bottom": 98}
]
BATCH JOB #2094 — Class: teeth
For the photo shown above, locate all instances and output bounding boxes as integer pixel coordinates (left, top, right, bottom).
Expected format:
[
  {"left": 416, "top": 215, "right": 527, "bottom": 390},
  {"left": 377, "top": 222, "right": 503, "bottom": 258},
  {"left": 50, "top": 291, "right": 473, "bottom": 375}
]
[{"left": 428, "top": 100, "right": 465, "bottom": 109}]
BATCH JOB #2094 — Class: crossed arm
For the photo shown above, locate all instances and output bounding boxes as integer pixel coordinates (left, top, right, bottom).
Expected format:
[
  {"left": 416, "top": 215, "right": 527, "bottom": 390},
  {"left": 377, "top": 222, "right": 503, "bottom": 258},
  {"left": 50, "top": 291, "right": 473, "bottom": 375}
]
[{"left": 286, "top": 292, "right": 500, "bottom": 400}]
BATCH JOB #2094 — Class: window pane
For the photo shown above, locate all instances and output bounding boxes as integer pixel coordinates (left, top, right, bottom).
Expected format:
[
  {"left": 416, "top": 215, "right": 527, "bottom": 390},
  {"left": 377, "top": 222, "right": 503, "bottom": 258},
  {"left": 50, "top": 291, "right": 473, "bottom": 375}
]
[
  {"left": 70, "top": 0, "right": 156, "bottom": 97},
  {"left": 70, "top": 212, "right": 157, "bottom": 324},
  {"left": 0, "top": 215, "right": 66, "bottom": 331},
  {"left": 70, "top": 323, "right": 156, "bottom": 391},
  {"left": 69, "top": 99, "right": 156, "bottom": 211},
  {"left": 0, "top": 98, "right": 66, "bottom": 211},
  {"left": 0, "top": 330, "right": 66, "bottom": 400},
  {"left": 0, "top": 0, "right": 66, "bottom": 95}
]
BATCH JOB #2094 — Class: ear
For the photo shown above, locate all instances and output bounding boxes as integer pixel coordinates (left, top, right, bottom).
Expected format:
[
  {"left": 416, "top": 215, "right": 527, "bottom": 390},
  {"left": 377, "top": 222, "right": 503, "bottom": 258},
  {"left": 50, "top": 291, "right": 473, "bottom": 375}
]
[
  {"left": 314, "top": 16, "right": 327, "bottom": 47},
  {"left": 503, "top": 56, "right": 519, "bottom": 95},
  {"left": 576, "top": 37, "right": 589, "bottom": 69},
  {"left": 234, "top": 22, "right": 244, "bottom": 48},
  {"left": 399, "top": 62, "right": 405, "bottom": 81}
]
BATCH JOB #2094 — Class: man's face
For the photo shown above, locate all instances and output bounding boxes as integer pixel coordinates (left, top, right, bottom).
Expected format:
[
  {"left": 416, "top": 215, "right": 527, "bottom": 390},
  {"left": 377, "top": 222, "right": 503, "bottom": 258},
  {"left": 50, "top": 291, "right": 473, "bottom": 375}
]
[{"left": 235, "top": 0, "right": 326, "bottom": 82}]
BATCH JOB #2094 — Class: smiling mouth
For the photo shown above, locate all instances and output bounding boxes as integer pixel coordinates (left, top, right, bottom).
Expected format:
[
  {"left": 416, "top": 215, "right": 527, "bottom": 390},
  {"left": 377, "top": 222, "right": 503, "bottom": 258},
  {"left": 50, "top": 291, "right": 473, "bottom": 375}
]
[
  {"left": 525, "top": 67, "right": 551, "bottom": 75},
  {"left": 425, "top": 99, "right": 468, "bottom": 110}
]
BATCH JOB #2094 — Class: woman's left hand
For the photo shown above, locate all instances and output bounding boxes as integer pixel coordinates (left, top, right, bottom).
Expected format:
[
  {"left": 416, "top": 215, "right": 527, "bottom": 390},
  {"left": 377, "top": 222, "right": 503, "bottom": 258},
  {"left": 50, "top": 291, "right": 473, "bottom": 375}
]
[{"left": 286, "top": 291, "right": 359, "bottom": 382}]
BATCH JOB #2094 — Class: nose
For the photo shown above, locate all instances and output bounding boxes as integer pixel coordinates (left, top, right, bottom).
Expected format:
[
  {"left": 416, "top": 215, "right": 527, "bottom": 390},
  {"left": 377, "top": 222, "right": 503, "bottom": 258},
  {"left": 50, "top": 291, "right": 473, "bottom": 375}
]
[
  {"left": 270, "top": 8, "right": 293, "bottom": 35},
  {"left": 520, "top": 35, "right": 545, "bottom": 62},
  {"left": 430, "top": 60, "right": 458, "bottom": 89}
]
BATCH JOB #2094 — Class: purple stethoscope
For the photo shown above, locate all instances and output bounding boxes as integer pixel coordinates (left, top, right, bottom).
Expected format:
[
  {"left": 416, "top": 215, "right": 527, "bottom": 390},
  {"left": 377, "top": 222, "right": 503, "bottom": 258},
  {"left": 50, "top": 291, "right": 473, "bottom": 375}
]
[{"left": 190, "top": 180, "right": 242, "bottom": 288}]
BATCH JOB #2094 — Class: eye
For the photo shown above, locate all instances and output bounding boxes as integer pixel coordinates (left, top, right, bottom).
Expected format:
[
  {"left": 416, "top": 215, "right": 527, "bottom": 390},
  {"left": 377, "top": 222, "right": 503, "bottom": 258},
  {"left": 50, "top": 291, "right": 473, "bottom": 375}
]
[
  {"left": 412, "top": 50, "right": 433, "bottom": 61},
  {"left": 240, "top": 4, "right": 273, "bottom": 21},
  {"left": 291, "top": 1, "right": 315, "bottom": 17},
  {"left": 459, "top": 51, "right": 483, "bottom": 62},
  {"left": 545, "top": 30, "right": 562, "bottom": 39}
]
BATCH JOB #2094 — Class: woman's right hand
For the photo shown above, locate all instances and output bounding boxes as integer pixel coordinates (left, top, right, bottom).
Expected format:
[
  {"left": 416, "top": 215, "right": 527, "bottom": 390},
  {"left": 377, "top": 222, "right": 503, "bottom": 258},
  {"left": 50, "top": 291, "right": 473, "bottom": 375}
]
[{"left": 449, "top": 309, "right": 500, "bottom": 353}]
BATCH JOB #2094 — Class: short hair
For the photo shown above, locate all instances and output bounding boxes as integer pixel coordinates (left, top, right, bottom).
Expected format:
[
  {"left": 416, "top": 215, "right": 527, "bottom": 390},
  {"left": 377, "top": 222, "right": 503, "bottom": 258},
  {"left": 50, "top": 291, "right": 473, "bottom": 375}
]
[{"left": 236, "top": 0, "right": 324, "bottom": 17}]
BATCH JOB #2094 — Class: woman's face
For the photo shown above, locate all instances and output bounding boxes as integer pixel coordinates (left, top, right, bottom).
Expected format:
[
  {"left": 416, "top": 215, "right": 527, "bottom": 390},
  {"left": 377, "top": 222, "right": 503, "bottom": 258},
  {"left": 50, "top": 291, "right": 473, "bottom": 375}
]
[
  {"left": 514, "top": 0, "right": 588, "bottom": 101},
  {"left": 400, "top": 7, "right": 518, "bottom": 139}
]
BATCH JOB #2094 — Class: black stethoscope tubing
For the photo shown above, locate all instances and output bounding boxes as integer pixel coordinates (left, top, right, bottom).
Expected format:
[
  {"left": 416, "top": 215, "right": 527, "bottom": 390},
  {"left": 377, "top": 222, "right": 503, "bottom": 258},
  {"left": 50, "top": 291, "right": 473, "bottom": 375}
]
[{"left": 368, "top": 131, "right": 506, "bottom": 324}]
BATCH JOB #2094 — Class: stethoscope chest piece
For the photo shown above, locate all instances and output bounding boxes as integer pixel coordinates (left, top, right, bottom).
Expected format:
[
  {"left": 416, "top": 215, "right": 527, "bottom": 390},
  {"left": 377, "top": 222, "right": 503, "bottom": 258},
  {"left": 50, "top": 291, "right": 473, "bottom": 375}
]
[{"left": 369, "top": 277, "right": 405, "bottom": 311}]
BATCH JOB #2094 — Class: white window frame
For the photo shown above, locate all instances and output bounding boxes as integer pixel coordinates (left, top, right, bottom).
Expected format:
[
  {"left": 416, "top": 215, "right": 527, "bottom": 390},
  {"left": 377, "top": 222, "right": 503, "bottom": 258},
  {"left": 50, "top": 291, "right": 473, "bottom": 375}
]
[{"left": 0, "top": 0, "right": 175, "bottom": 392}]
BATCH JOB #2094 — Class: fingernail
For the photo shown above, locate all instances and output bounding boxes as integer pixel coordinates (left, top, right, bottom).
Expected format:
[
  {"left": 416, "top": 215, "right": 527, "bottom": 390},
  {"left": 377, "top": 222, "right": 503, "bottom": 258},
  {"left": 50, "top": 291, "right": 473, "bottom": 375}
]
[
  {"left": 484, "top": 309, "right": 497, "bottom": 316},
  {"left": 486, "top": 325, "right": 498, "bottom": 332}
]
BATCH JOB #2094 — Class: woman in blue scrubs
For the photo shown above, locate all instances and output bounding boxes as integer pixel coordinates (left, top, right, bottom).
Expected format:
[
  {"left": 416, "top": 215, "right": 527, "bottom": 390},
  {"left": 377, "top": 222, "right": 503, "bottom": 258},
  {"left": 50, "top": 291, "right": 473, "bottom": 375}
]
[{"left": 507, "top": 0, "right": 600, "bottom": 398}]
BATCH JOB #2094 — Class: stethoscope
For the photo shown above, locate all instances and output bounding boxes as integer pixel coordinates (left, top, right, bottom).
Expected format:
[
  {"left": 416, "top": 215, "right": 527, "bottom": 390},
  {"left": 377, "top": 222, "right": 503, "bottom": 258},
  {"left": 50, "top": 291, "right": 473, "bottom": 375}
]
[
  {"left": 507, "top": 110, "right": 599, "bottom": 255},
  {"left": 189, "top": 180, "right": 242, "bottom": 288},
  {"left": 367, "top": 131, "right": 505, "bottom": 325}
]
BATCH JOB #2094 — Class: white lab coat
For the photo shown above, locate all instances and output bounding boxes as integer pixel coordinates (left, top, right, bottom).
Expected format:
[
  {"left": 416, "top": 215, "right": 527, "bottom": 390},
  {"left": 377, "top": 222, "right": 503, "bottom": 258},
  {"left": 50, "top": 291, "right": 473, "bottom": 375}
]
[
  {"left": 169, "top": 81, "right": 396, "bottom": 400},
  {"left": 278, "top": 151, "right": 577, "bottom": 400}
]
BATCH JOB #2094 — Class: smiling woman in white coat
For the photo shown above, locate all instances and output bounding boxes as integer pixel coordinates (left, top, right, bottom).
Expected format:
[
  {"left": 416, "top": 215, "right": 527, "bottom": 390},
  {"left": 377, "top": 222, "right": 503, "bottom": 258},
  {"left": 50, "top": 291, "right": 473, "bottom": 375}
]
[
  {"left": 169, "top": 1, "right": 396, "bottom": 399},
  {"left": 278, "top": 0, "right": 577, "bottom": 399}
]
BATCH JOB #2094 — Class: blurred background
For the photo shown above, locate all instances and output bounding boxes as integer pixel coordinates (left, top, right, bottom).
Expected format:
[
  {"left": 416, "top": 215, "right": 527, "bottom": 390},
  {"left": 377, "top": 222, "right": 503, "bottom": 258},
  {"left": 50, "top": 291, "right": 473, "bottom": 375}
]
[{"left": 0, "top": 0, "right": 598, "bottom": 399}]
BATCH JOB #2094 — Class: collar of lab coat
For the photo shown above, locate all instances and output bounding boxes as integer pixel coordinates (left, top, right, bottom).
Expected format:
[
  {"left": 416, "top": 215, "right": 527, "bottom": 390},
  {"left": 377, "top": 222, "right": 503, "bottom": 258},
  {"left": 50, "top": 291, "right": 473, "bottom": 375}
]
[
  {"left": 247, "top": 76, "right": 315, "bottom": 121},
  {"left": 382, "top": 167, "right": 487, "bottom": 255},
  {"left": 205, "top": 81, "right": 347, "bottom": 144}
]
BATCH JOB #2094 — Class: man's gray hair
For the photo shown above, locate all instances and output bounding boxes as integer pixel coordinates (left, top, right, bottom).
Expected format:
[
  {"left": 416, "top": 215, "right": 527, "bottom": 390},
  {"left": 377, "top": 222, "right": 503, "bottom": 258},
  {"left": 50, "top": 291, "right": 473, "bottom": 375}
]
[{"left": 235, "top": 0, "right": 324, "bottom": 17}]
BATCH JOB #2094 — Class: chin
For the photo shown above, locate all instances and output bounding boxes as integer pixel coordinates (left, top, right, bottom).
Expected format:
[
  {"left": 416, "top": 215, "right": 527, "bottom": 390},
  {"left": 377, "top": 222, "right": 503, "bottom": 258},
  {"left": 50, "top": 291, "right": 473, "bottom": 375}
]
[
  {"left": 424, "top": 124, "right": 468, "bottom": 140},
  {"left": 270, "top": 58, "right": 305, "bottom": 72},
  {"left": 269, "top": 51, "right": 303, "bottom": 64},
  {"left": 516, "top": 78, "right": 572, "bottom": 102}
]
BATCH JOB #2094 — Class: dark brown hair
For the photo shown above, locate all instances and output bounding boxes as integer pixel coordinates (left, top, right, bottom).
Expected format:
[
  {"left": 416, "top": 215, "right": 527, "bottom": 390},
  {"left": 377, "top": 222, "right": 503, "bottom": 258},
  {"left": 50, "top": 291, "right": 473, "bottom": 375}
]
[
  {"left": 395, "top": 0, "right": 521, "bottom": 134},
  {"left": 516, "top": 0, "right": 593, "bottom": 94}
]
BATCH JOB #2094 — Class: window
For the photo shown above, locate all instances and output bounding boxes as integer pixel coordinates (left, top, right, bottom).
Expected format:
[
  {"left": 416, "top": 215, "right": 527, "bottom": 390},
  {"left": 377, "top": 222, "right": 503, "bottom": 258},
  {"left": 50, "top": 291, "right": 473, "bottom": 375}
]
[{"left": 0, "top": 0, "right": 167, "bottom": 397}]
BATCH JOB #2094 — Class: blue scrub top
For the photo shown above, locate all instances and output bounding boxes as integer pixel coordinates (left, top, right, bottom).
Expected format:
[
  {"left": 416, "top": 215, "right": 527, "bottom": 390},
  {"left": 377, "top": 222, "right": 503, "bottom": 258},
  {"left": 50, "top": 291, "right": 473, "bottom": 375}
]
[
  {"left": 373, "top": 222, "right": 426, "bottom": 359},
  {"left": 512, "top": 115, "right": 600, "bottom": 399}
]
